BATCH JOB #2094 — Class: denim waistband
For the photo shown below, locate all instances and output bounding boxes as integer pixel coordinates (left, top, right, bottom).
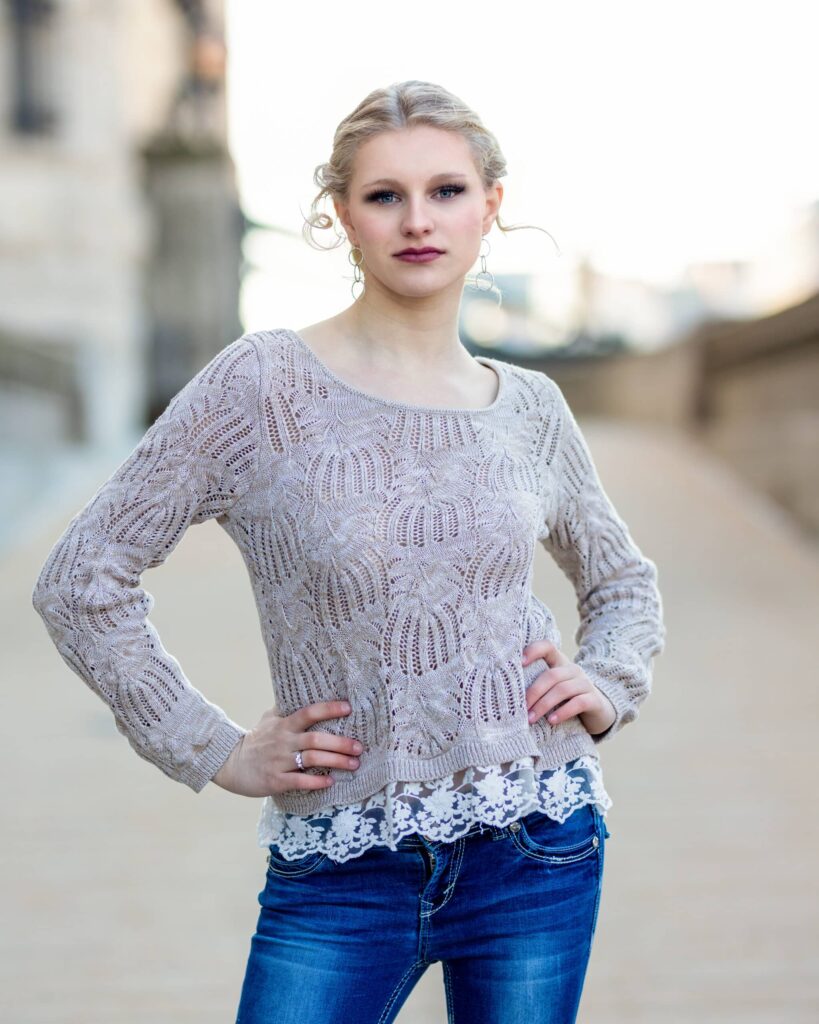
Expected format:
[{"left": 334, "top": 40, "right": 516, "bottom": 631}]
[
  {"left": 396, "top": 817, "right": 517, "bottom": 849},
  {"left": 394, "top": 803, "right": 600, "bottom": 850}
]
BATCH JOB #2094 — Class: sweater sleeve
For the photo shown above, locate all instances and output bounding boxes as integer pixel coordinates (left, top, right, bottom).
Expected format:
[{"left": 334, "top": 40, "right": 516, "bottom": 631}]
[
  {"left": 31, "top": 333, "right": 263, "bottom": 792},
  {"left": 539, "top": 380, "right": 666, "bottom": 744}
]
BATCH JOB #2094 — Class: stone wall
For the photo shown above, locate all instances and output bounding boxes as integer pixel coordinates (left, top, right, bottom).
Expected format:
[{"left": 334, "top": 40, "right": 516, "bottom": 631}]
[{"left": 517, "top": 289, "right": 819, "bottom": 540}]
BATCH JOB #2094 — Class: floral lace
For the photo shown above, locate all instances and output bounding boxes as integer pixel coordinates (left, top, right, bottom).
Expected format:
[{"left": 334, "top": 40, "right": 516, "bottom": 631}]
[{"left": 256, "top": 754, "right": 612, "bottom": 864}]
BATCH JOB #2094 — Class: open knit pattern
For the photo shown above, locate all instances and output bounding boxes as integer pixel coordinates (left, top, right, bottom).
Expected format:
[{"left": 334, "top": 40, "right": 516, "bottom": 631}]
[{"left": 32, "top": 327, "right": 666, "bottom": 819}]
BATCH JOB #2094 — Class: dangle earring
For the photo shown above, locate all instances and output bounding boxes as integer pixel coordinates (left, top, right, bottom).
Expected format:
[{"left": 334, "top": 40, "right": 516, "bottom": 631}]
[
  {"left": 348, "top": 245, "right": 365, "bottom": 300},
  {"left": 474, "top": 235, "right": 495, "bottom": 291}
]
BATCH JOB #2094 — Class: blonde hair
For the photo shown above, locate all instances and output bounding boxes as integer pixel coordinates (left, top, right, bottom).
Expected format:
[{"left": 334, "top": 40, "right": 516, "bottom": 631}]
[{"left": 302, "top": 79, "right": 559, "bottom": 298}]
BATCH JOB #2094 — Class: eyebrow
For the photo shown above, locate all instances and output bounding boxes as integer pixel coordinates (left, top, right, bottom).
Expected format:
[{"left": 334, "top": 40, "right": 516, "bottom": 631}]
[{"left": 361, "top": 172, "right": 469, "bottom": 190}]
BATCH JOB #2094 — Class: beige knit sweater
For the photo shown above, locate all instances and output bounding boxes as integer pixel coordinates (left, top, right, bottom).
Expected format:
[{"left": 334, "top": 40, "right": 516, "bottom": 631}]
[{"left": 31, "top": 328, "right": 666, "bottom": 815}]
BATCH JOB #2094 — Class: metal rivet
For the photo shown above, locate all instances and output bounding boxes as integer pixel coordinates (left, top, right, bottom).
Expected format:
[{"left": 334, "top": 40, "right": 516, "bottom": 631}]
[
  {"left": 592, "top": 835, "right": 600, "bottom": 847},
  {"left": 510, "top": 821, "right": 521, "bottom": 832}
]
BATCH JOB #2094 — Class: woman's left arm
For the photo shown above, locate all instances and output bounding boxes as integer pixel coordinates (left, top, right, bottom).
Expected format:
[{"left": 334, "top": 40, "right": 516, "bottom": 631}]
[{"left": 537, "top": 382, "right": 667, "bottom": 744}]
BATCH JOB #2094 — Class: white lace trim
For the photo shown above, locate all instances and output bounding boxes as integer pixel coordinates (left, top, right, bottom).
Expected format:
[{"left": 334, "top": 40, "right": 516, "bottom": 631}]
[{"left": 256, "top": 754, "right": 612, "bottom": 864}]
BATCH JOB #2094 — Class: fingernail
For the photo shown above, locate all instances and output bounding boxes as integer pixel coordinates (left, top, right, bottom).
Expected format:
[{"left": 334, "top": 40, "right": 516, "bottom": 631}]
[
  {"left": 342, "top": 703, "right": 351, "bottom": 713},
  {"left": 527, "top": 711, "right": 536, "bottom": 722}
]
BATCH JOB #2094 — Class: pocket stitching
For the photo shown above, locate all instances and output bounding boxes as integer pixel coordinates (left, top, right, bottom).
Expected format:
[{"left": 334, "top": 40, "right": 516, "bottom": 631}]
[
  {"left": 512, "top": 830, "right": 599, "bottom": 864},
  {"left": 266, "top": 848, "right": 328, "bottom": 877},
  {"left": 512, "top": 806, "right": 600, "bottom": 864}
]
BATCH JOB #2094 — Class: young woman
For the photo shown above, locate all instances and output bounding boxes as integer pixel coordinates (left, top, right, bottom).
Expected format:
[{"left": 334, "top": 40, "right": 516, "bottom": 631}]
[{"left": 32, "top": 80, "right": 666, "bottom": 1023}]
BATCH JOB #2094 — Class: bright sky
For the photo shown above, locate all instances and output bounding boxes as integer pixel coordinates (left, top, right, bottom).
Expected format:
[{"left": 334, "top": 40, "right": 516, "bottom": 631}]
[{"left": 224, "top": 0, "right": 819, "bottom": 332}]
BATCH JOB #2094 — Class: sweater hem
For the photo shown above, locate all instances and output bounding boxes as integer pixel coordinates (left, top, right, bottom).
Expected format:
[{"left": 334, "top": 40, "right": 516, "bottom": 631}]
[{"left": 268, "top": 729, "right": 599, "bottom": 816}]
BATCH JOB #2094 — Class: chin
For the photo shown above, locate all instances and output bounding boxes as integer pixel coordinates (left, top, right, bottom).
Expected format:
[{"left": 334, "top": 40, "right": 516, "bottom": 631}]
[{"left": 386, "top": 267, "right": 466, "bottom": 295}]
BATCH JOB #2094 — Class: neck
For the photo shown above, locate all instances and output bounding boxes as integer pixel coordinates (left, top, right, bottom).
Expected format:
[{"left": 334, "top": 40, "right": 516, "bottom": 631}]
[{"left": 334, "top": 287, "right": 471, "bottom": 371}]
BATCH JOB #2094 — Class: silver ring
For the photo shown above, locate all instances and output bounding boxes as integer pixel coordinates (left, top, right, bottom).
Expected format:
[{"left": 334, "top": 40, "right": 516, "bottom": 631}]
[{"left": 294, "top": 750, "right": 305, "bottom": 771}]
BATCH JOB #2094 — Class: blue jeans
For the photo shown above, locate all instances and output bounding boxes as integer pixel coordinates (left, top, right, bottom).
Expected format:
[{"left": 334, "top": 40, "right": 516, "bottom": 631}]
[{"left": 235, "top": 803, "right": 611, "bottom": 1023}]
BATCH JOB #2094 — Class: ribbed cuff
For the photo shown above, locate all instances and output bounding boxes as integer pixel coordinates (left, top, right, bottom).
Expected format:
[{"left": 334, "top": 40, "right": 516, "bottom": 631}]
[
  {"left": 585, "top": 673, "right": 637, "bottom": 744},
  {"left": 177, "top": 718, "right": 248, "bottom": 793}
]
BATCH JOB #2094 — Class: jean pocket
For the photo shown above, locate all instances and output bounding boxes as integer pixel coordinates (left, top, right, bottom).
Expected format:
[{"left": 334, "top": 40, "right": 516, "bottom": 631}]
[
  {"left": 511, "top": 803, "right": 601, "bottom": 864},
  {"left": 266, "top": 843, "right": 328, "bottom": 878}
]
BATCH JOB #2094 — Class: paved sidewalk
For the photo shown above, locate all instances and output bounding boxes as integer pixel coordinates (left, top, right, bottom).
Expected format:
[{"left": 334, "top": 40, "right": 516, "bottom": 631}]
[{"left": 3, "top": 419, "right": 817, "bottom": 1023}]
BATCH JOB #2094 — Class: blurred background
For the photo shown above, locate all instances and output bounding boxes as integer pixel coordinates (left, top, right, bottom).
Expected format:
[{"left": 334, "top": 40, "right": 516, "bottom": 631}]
[{"left": 2, "top": 1, "right": 817, "bottom": 1022}]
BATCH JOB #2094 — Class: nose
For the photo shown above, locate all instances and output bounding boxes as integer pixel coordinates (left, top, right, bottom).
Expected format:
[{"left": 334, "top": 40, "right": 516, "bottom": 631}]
[{"left": 400, "top": 195, "right": 435, "bottom": 236}]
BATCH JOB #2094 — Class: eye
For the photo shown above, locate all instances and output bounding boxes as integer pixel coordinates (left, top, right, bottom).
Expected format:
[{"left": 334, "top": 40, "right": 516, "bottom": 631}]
[
  {"left": 437, "top": 183, "right": 466, "bottom": 199},
  {"left": 363, "top": 184, "right": 466, "bottom": 205}
]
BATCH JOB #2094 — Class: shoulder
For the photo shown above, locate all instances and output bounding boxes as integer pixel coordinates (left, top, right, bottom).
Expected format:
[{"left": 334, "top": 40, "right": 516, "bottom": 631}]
[
  {"left": 238, "top": 327, "right": 299, "bottom": 369},
  {"left": 501, "top": 360, "right": 568, "bottom": 417},
  {"left": 197, "top": 331, "right": 267, "bottom": 389},
  {"left": 163, "top": 333, "right": 265, "bottom": 420}
]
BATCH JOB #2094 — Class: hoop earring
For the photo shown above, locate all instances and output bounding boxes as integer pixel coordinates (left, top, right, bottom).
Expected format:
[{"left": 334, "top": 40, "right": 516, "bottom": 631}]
[
  {"left": 474, "top": 235, "right": 494, "bottom": 292},
  {"left": 348, "top": 246, "right": 364, "bottom": 300}
]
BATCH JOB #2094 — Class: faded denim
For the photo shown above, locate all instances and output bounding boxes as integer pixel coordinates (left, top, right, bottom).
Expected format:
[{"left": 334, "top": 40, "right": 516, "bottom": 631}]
[{"left": 236, "top": 802, "right": 611, "bottom": 1023}]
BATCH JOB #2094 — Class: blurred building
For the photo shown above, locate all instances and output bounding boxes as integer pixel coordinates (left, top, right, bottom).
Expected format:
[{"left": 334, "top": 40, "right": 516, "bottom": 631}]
[
  {"left": 0, "top": 0, "right": 242, "bottom": 464},
  {"left": 459, "top": 200, "right": 819, "bottom": 364}
]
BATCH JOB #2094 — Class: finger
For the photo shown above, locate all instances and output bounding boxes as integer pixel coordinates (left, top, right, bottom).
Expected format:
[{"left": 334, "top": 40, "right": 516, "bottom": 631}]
[
  {"left": 522, "top": 640, "right": 569, "bottom": 668},
  {"left": 297, "top": 730, "right": 364, "bottom": 757},
  {"left": 524, "top": 667, "right": 575, "bottom": 710},
  {"left": 291, "top": 700, "right": 351, "bottom": 730},
  {"left": 527, "top": 677, "right": 585, "bottom": 721},
  {"left": 280, "top": 772, "right": 337, "bottom": 791},
  {"left": 290, "top": 746, "right": 361, "bottom": 773},
  {"left": 536, "top": 692, "right": 595, "bottom": 726}
]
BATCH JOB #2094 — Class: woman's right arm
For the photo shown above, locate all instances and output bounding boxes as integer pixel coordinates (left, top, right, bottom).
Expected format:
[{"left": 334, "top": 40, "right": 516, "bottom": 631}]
[{"left": 31, "top": 334, "right": 263, "bottom": 793}]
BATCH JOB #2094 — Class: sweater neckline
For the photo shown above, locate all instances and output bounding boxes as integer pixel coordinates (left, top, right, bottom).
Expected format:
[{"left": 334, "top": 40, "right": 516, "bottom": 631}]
[{"left": 283, "top": 328, "right": 507, "bottom": 415}]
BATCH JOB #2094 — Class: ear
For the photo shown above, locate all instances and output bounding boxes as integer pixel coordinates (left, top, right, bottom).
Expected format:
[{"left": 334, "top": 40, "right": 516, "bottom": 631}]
[
  {"left": 482, "top": 181, "right": 503, "bottom": 234},
  {"left": 332, "top": 196, "right": 358, "bottom": 247}
]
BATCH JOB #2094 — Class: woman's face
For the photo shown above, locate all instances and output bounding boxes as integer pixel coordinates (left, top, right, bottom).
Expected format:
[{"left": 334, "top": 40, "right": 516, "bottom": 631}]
[{"left": 334, "top": 125, "right": 502, "bottom": 300}]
